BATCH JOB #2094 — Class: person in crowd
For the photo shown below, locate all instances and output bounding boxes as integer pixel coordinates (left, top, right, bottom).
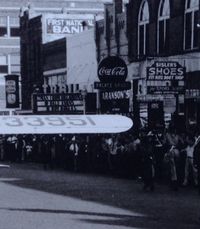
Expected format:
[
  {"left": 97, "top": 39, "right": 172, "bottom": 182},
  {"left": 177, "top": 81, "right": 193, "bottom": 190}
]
[
  {"left": 107, "top": 134, "right": 122, "bottom": 174},
  {"left": 164, "top": 144, "right": 179, "bottom": 191},
  {"left": 69, "top": 136, "right": 79, "bottom": 172},
  {"left": 114, "top": 135, "right": 125, "bottom": 176},
  {"left": 16, "top": 135, "right": 24, "bottom": 162},
  {"left": 0, "top": 135, "right": 5, "bottom": 161},
  {"left": 133, "top": 133, "right": 142, "bottom": 179},
  {"left": 101, "top": 135, "right": 110, "bottom": 172},
  {"left": 164, "top": 128, "right": 182, "bottom": 190},
  {"left": 24, "top": 137, "right": 33, "bottom": 162},
  {"left": 141, "top": 132, "right": 155, "bottom": 191},
  {"left": 30, "top": 135, "right": 38, "bottom": 162},
  {"left": 182, "top": 136, "right": 198, "bottom": 187},
  {"left": 49, "top": 135, "right": 56, "bottom": 169},
  {"left": 6, "top": 135, "right": 18, "bottom": 162},
  {"left": 126, "top": 134, "right": 140, "bottom": 179},
  {"left": 55, "top": 134, "right": 66, "bottom": 168},
  {"left": 41, "top": 135, "right": 51, "bottom": 169},
  {"left": 78, "top": 135, "right": 90, "bottom": 172},
  {"left": 194, "top": 134, "right": 200, "bottom": 194},
  {"left": 105, "top": 134, "right": 115, "bottom": 172},
  {"left": 154, "top": 130, "right": 165, "bottom": 181}
]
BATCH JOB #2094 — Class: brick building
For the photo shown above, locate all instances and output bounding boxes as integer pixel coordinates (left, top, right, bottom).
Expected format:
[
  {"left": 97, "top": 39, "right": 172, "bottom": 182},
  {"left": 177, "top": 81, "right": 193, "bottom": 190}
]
[{"left": 95, "top": 0, "right": 200, "bottom": 129}]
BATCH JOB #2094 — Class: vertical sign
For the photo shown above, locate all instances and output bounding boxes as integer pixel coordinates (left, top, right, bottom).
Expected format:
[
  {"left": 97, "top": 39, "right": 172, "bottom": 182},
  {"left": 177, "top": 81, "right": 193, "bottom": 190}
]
[
  {"left": 5, "top": 75, "right": 19, "bottom": 108},
  {"left": 96, "top": 56, "right": 129, "bottom": 114}
]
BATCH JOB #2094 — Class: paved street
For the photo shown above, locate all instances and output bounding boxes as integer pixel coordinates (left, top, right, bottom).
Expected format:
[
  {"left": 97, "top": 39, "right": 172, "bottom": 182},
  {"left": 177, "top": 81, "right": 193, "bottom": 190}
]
[
  {"left": 0, "top": 181, "right": 139, "bottom": 229},
  {"left": 0, "top": 163, "right": 200, "bottom": 229}
]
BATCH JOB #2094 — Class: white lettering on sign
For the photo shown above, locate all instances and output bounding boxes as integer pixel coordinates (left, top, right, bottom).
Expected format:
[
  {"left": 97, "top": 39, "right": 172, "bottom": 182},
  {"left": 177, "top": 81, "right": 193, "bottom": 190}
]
[
  {"left": 148, "top": 67, "right": 184, "bottom": 78},
  {"left": 0, "top": 115, "right": 133, "bottom": 134},
  {"left": 6, "top": 80, "right": 16, "bottom": 93},
  {"left": 98, "top": 67, "right": 126, "bottom": 76},
  {"left": 155, "top": 62, "right": 177, "bottom": 68},
  {"left": 52, "top": 26, "right": 81, "bottom": 34},
  {"left": 102, "top": 91, "right": 130, "bottom": 100},
  {"left": 46, "top": 18, "right": 94, "bottom": 34}
]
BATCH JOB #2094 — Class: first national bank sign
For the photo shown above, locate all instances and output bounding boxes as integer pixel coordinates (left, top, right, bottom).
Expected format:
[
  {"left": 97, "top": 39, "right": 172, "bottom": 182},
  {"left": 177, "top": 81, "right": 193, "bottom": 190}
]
[{"left": 43, "top": 14, "right": 94, "bottom": 43}]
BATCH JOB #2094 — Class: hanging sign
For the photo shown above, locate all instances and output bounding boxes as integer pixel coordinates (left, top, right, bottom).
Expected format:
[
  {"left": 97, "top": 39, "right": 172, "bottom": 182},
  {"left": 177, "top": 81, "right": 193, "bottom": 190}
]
[
  {"left": 5, "top": 75, "right": 20, "bottom": 108},
  {"left": 97, "top": 56, "right": 128, "bottom": 82}
]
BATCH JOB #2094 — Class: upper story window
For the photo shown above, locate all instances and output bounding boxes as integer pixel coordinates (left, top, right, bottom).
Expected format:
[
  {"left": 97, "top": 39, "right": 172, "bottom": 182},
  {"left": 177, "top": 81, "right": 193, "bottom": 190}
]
[
  {"left": 0, "top": 16, "right": 8, "bottom": 37},
  {"left": 157, "top": 0, "right": 170, "bottom": 54},
  {"left": 0, "top": 16, "right": 19, "bottom": 38},
  {"left": 0, "top": 55, "right": 8, "bottom": 74},
  {"left": 138, "top": 0, "right": 149, "bottom": 57},
  {"left": 184, "top": 0, "right": 199, "bottom": 50},
  {"left": 10, "top": 17, "right": 20, "bottom": 37}
]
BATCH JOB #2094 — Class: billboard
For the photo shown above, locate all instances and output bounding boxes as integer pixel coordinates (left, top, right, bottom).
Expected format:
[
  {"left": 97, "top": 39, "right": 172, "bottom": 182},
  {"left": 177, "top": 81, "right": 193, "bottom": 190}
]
[
  {"left": 147, "top": 61, "right": 185, "bottom": 94},
  {"left": 42, "top": 14, "right": 95, "bottom": 43}
]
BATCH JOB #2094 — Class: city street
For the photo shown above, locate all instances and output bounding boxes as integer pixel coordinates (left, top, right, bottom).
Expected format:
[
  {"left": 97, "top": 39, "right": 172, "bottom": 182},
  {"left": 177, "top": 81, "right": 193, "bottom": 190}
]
[{"left": 0, "top": 163, "right": 199, "bottom": 229}]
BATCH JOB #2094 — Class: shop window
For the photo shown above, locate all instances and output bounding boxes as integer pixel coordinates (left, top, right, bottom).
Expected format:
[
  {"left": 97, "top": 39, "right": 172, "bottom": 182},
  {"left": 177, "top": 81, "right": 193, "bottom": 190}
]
[
  {"left": 157, "top": 0, "right": 170, "bottom": 54},
  {"left": 184, "top": 0, "right": 199, "bottom": 50},
  {"left": 138, "top": 0, "right": 149, "bottom": 57}
]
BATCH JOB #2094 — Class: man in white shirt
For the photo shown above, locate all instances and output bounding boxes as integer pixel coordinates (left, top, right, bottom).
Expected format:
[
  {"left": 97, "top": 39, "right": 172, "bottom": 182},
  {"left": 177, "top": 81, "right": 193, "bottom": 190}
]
[{"left": 182, "top": 137, "right": 198, "bottom": 186}]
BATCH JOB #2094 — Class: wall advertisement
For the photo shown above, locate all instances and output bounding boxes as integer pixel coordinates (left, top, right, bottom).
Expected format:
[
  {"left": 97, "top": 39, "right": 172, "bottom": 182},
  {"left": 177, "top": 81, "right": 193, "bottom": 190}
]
[
  {"left": 147, "top": 61, "right": 185, "bottom": 94},
  {"left": 42, "top": 14, "right": 95, "bottom": 43}
]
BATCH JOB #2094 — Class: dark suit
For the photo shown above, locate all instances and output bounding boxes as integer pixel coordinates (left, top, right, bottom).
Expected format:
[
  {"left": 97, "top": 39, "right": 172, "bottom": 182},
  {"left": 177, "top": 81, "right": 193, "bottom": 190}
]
[{"left": 194, "top": 140, "right": 200, "bottom": 194}]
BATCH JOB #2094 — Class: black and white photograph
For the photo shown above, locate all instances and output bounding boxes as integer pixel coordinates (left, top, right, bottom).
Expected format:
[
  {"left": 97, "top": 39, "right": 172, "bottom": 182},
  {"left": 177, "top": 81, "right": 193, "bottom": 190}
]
[{"left": 0, "top": 0, "right": 200, "bottom": 228}]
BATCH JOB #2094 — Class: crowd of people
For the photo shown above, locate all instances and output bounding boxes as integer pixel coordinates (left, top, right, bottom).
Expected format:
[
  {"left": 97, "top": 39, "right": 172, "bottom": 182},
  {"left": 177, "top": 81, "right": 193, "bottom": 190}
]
[{"left": 0, "top": 126, "right": 200, "bottom": 193}]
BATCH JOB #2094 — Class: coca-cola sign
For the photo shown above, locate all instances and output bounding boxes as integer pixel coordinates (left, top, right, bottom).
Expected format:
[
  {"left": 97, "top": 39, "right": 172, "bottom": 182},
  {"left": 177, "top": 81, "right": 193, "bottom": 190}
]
[{"left": 98, "top": 56, "right": 128, "bottom": 82}]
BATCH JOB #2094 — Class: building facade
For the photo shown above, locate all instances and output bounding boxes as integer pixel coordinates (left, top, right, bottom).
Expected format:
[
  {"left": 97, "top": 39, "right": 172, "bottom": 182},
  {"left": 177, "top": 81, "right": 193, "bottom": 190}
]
[
  {"left": 0, "top": 0, "right": 110, "bottom": 110},
  {"left": 19, "top": 1, "right": 110, "bottom": 110},
  {"left": 95, "top": 0, "right": 200, "bottom": 129}
]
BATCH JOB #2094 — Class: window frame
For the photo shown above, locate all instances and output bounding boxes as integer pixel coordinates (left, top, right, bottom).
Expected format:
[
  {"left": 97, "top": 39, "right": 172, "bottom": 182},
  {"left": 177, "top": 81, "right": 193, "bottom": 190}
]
[
  {"left": 138, "top": 0, "right": 150, "bottom": 57},
  {"left": 157, "top": 0, "right": 170, "bottom": 54},
  {"left": 184, "top": 0, "right": 199, "bottom": 50},
  {"left": 0, "top": 16, "right": 20, "bottom": 39},
  {"left": 0, "top": 55, "right": 8, "bottom": 74}
]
